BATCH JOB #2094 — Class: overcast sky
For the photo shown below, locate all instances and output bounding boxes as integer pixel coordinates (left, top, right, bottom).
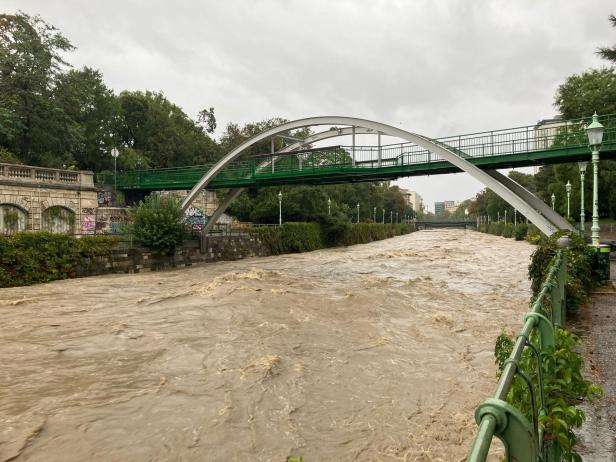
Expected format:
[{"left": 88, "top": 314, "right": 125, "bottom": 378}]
[{"left": 5, "top": 0, "right": 616, "bottom": 211}]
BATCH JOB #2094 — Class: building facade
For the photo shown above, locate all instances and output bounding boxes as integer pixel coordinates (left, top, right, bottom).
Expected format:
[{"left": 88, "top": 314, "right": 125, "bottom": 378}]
[
  {"left": 0, "top": 162, "right": 219, "bottom": 235},
  {"left": 399, "top": 188, "right": 424, "bottom": 213}
]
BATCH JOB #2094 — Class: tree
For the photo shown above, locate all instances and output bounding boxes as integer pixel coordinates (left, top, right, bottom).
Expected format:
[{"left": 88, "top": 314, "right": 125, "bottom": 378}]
[
  {"left": 598, "top": 14, "right": 616, "bottom": 63},
  {"left": 53, "top": 67, "right": 121, "bottom": 171},
  {"left": 127, "top": 194, "right": 188, "bottom": 256},
  {"left": 0, "top": 13, "right": 74, "bottom": 164},
  {"left": 197, "top": 107, "right": 216, "bottom": 134},
  {"left": 554, "top": 68, "right": 616, "bottom": 119},
  {"left": 117, "top": 90, "right": 220, "bottom": 168}
]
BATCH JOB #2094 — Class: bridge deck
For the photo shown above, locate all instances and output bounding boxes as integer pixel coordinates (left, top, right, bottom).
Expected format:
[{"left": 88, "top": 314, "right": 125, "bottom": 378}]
[{"left": 97, "top": 114, "right": 616, "bottom": 191}]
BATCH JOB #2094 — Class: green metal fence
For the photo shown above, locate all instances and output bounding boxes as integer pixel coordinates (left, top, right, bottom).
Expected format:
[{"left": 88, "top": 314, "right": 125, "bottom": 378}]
[{"left": 467, "top": 248, "right": 567, "bottom": 462}]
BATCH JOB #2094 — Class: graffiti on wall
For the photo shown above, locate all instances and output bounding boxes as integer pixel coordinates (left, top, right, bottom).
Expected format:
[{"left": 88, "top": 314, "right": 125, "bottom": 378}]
[
  {"left": 185, "top": 206, "right": 206, "bottom": 230},
  {"left": 81, "top": 214, "right": 95, "bottom": 234},
  {"left": 97, "top": 191, "right": 115, "bottom": 207}
]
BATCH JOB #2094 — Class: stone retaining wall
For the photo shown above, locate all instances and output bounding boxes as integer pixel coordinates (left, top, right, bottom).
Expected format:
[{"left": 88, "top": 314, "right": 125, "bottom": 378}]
[{"left": 77, "top": 235, "right": 271, "bottom": 276}]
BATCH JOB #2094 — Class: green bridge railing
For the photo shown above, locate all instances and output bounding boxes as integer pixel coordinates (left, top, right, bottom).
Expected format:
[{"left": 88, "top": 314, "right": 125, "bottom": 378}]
[
  {"left": 467, "top": 248, "right": 567, "bottom": 461},
  {"left": 96, "top": 113, "right": 616, "bottom": 190}
]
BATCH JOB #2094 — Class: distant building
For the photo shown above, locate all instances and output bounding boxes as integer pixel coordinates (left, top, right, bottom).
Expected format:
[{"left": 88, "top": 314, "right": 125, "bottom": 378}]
[
  {"left": 434, "top": 200, "right": 458, "bottom": 215},
  {"left": 533, "top": 115, "right": 577, "bottom": 174},
  {"left": 399, "top": 188, "right": 424, "bottom": 212}
]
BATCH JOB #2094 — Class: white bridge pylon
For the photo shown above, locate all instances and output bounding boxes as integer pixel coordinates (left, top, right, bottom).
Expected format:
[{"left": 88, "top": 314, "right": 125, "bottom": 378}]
[{"left": 180, "top": 116, "right": 573, "bottom": 236}]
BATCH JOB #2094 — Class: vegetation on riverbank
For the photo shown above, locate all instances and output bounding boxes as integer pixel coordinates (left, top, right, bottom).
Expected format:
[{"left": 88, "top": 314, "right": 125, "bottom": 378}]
[
  {"left": 494, "top": 231, "right": 603, "bottom": 461},
  {"left": 0, "top": 232, "right": 119, "bottom": 288},
  {"left": 248, "top": 222, "right": 415, "bottom": 255}
]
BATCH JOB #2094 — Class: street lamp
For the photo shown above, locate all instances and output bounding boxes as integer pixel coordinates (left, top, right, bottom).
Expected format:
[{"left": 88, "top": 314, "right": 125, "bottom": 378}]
[
  {"left": 111, "top": 148, "right": 119, "bottom": 191},
  {"left": 396, "top": 212, "right": 399, "bottom": 223},
  {"left": 382, "top": 209, "right": 385, "bottom": 224},
  {"left": 278, "top": 191, "right": 282, "bottom": 226},
  {"left": 328, "top": 198, "right": 331, "bottom": 216},
  {"left": 356, "top": 203, "right": 360, "bottom": 223},
  {"left": 373, "top": 206, "right": 376, "bottom": 222},
  {"left": 514, "top": 209, "right": 517, "bottom": 226},
  {"left": 390, "top": 210, "right": 393, "bottom": 223},
  {"left": 578, "top": 162, "right": 588, "bottom": 239},
  {"left": 586, "top": 112, "right": 604, "bottom": 246},
  {"left": 565, "top": 180, "right": 572, "bottom": 218},
  {"left": 504, "top": 209, "right": 507, "bottom": 223},
  {"left": 551, "top": 193, "right": 555, "bottom": 211}
]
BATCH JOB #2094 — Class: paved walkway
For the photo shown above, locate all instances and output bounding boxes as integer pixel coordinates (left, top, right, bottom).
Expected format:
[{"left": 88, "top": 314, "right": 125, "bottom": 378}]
[{"left": 575, "top": 261, "right": 616, "bottom": 461}]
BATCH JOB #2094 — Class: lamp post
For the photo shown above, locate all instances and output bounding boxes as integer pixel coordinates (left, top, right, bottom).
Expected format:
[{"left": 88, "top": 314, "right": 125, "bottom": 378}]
[
  {"left": 278, "top": 191, "right": 282, "bottom": 226},
  {"left": 565, "top": 180, "right": 572, "bottom": 218},
  {"left": 328, "top": 198, "right": 331, "bottom": 217},
  {"left": 514, "top": 209, "right": 517, "bottom": 226},
  {"left": 382, "top": 209, "right": 385, "bottom": 224},
  {"left": 356, "top": 203, "right": 360, "bottom": 223},
  {"left": 111, "top": 148, "right": 119, "bottom": 191},
  {"left": 135, "top": 158, "right": 142, "bottom": 186},
  {"left": 586, "top": 113, "right": 604, "bottom": 246},
  {"left": 373, "top": 206, "right": 376, "bottom": 222},
  {"left": 396, "top": 212, "right": 399, "bottom": 223},
  {"left": 390, "top": 210, "right": 393, "bottom": 223},
  {"left": 578, "top": 162, "right": 588, "bottom": 239},
  {"left": 504, "top": 209, "right": 507, "bottom": 223},
  {"left": 551, "top": 193, "right": 555, "bottom": 211},
  {"left": 497, "top": 211, "right": 500, "bottom": 222}
]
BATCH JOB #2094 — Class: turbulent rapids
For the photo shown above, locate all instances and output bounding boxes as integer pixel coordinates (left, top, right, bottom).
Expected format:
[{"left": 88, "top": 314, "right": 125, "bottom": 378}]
[{"left": 0, "top": 229, "right": 533, "bottom": 461}]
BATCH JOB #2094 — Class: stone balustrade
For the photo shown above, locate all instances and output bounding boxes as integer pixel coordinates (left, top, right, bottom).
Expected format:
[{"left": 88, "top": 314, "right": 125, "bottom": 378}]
[{"left": 0, "top": 163, "right": 94, "bottom": 187}]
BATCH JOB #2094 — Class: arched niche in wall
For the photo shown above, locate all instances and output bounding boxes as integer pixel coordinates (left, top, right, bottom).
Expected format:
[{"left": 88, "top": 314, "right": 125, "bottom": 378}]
[
  {"left": 42, "top": 206, "right": 75, "bottom": 234},
  {"left": 0, "top": 204, "right": 28, "bottom": 235}
]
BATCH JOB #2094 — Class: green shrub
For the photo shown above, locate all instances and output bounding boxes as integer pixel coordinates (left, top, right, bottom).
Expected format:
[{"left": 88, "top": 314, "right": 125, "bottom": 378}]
[
  {"left": 488, "top": 222, "right": 505, "bottom": 236},
  {"left": 502, "top": 223, "right": 514, "bottom": 238},
  {"left": 250, "top": 222, "right": 415, "bottom": 255},
  {"left": 317, "top": 214, "right": 352, "bottom": 246},
  {"left": 249, "top": 223, "right": 323, "bottom": 255},
  {"left": 525, "top": 224, "right": 542, "bottom": 244},
  {"left": 528, "top": 230, "right": 596, "bottom": 311},
  {"left": 0, "top": 232, "right": 118, "bottom": 288},
  {"left": 495, "top": 329, "right": 602, "bottom": 461},
  {"left": 126, "top": 194, "right": 189, "bottom": 256},
  {"left": 339, "top": 223, "right": 414, "bottom": 246},
  {"left": 514, "top": 223, "right": 528, "bottom": 240}
]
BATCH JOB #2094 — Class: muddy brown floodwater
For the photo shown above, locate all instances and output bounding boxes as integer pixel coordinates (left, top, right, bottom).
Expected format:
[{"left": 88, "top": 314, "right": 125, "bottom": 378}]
[{"left": 0, "top": 229, "right": 533, "bottom": 462}]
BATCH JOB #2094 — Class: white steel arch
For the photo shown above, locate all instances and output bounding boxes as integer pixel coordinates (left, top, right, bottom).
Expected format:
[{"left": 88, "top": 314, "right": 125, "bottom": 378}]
[{"left": 183, "top": 116, "right": 567, "bottom": 236}]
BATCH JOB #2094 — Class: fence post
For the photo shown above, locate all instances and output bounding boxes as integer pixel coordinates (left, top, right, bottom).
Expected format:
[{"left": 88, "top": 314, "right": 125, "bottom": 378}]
[{"left": 472, "top": 398, "right": 538, "bottom": 462}]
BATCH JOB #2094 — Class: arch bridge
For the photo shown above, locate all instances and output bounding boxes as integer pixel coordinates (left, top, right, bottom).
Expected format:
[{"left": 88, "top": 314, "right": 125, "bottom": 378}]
[{"left": 97, "top": 114, "right": 616, "bottom": 236}]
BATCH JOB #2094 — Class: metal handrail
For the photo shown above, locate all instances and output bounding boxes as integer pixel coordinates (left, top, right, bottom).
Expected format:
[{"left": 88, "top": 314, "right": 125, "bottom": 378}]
[
  {"left": 467, "top": 249, "right": 567, "bottom": 462},
  {"left": 95, "top": 113, "right": 616, "bottom": 189}
]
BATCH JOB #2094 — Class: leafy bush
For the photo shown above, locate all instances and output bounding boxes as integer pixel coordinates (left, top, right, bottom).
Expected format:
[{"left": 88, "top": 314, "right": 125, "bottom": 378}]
[
  {"left": 502, "top": 223, "right": 514, "bottom": 238},
  {"left": 317, "top": 213, "right": 352, "bottom": 246},
  {"left": 488, "top": 222, "right": 505, "bottom": 236},
  {"left": 126, "top": 194, "right": 189, "bottom": 256},
  {"left": 339, "top": 223, "right": 414, "bottom": 246},
  {"left": 495, "top": 329, "right": 602, "bottom": 461},
  {"left": 514, "top": 223, "right": 528, "bottom": 240},
  {"left": 528, "top": 231, "right": 596, "bottom": 309},
  {"left": 249, "top": 223, "right": 323, "bottom": 255},
  {"left": 525, "top": 224, "right": 542, "bottom": 244},
  {"left": 249, "top": 222, "right": 415, "bottom": 255},
  {"left": 0, "top": 232, "right": 118, "bottom": 288}
]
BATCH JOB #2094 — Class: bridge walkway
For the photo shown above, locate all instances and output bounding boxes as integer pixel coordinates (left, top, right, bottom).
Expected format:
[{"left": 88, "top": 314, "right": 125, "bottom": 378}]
[{"left": 96, "top": 114, "right": 616, "bottom": 192}]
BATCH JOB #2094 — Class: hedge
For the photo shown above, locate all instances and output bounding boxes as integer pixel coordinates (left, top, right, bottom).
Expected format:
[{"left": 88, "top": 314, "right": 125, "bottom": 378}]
[
  {"left": 0, "top": 232, "right": 119, "bottom": 288},
  {"left": 249, "top": 222, "right": 415, "bottom": 255}
]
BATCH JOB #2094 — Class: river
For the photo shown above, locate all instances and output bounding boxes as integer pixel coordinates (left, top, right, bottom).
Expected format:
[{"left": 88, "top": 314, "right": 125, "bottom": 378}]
[{"left": 0, "top": 229, "right": 533, "bottom": 461}]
